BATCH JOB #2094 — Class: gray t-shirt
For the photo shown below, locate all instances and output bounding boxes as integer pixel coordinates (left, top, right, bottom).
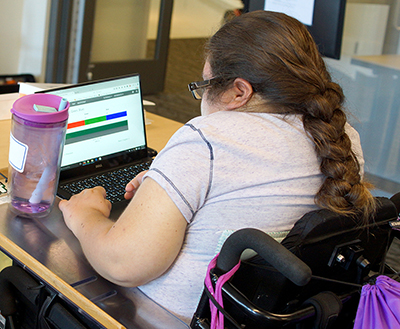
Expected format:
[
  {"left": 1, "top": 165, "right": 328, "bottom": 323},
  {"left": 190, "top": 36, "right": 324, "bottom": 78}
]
[{"left": 139, "top": 111, "right": 364, "bottom": 324}]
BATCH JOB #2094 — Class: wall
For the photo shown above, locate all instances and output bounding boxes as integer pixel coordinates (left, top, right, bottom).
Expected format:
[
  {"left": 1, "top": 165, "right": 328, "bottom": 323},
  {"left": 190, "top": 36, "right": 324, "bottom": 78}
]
[
  {"left": 0, "top": 1, "right": 24, "bottom": 75},
  {"left": 0, "top": 0, "right": 49, "bottom": 82},
  {"left": 341, "top": 3, "right": 389, "bottom": 56}
]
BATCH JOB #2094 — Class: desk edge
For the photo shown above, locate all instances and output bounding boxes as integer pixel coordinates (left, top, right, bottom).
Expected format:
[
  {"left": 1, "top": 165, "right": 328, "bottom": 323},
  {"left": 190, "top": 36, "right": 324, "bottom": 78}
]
[{"left": 0, "top": 232, "right": 126, "bottom": 329}]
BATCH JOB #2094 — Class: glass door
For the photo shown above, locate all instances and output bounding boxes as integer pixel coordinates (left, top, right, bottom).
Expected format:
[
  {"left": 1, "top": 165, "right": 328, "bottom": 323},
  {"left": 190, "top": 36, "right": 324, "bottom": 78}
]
[{"left": 46, "top": 0, "right": 173, "bottom": 95}]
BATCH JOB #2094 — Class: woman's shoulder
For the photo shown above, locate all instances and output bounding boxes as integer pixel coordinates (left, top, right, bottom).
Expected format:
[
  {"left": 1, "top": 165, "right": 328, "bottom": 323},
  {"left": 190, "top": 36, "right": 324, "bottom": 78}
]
[
  {"left": 185, "top": 111, "right": 302, "bottom": 130},
  {"left": 178, "top": 112, "right": 305, "bottom": 147}
]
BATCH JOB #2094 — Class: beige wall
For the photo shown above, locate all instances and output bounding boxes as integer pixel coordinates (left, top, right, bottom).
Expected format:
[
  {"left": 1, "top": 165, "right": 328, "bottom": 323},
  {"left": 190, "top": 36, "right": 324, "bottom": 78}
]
[{"left": 0, "top": 0, "right": 49, "bottom": 80}]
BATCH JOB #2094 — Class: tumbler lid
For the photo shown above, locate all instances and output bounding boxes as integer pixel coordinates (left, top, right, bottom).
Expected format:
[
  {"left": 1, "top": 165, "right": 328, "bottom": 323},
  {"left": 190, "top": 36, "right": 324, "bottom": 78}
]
[{"left": 11, "top": 94, "right": 69, "bottom": 123}]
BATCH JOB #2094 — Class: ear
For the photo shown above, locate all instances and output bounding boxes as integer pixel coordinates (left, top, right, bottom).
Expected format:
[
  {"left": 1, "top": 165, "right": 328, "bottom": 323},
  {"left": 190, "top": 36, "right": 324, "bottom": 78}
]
[{"left": 223, "top": 78, "right": 254, "bottom": 111}]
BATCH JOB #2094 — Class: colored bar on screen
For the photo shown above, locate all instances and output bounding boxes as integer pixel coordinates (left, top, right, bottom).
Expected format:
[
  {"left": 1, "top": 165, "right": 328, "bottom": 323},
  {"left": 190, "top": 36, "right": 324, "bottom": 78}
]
[
  {"left": 86, "top": 116, "right": 106, "bottom": 125},
  {"left": 67, "top": 120, "right": 85, "bottom": 129},
  {"left": 107, "top": 111, "right": 127, "bottom": 120}
]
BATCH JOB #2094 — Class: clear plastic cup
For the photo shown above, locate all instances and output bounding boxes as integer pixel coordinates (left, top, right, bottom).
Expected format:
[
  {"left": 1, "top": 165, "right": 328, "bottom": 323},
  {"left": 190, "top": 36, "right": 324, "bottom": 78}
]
[{"left": 8, "top": 94, "right": 69, "bottom": 217}]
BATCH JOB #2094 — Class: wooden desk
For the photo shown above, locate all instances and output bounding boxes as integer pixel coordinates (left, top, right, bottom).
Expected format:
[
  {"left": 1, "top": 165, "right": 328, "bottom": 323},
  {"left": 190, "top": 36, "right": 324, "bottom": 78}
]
[{"left": 0, "top": 112, "right": 186, "bottom": 328}]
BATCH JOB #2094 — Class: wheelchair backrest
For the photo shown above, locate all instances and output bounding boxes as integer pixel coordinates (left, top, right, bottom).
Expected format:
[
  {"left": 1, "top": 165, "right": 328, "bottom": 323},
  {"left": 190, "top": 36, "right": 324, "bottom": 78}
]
[{"left": 281, "top": 196, "right": 399, "bottom": 284}]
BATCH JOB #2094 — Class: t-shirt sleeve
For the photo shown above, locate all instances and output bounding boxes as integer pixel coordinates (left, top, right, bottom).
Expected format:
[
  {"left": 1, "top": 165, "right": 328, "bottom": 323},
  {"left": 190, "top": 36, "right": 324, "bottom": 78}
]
[
  {"left": 143, "top": 123, "right": 213, "bottom": 223},
  {"left": 345, "top": 123, "right": 365, "bottom": 178}
]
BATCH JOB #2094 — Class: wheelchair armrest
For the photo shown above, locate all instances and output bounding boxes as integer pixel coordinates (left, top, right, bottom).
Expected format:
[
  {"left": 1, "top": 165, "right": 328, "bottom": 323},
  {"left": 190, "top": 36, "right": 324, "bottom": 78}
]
[
  {"left": 390, "top": 192, "right": 400, "bottom": 215},
  {"left": 216, "top": 228, "right": 312, "bottom": 286},
  {"left": 390, "top": 192, "right": 400, "bottom": 239}
]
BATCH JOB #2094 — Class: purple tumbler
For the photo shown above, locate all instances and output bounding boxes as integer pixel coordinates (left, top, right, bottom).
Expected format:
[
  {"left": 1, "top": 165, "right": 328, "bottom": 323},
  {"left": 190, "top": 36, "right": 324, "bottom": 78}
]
[{"left": 8, "top": 94, "right": 69, "bottom": 217}]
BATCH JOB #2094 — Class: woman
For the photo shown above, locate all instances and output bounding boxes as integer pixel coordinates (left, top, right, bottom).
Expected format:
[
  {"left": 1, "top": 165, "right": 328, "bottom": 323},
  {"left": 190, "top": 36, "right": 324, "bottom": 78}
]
[{"left": 59, "top": 11, "right": 375, "bottom": 324}]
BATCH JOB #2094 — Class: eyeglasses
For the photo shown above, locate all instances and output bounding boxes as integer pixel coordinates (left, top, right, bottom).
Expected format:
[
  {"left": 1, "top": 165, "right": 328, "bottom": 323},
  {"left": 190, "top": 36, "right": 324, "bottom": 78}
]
[{"left": 188, "top": 78, "right": 216, "bottom": 100}]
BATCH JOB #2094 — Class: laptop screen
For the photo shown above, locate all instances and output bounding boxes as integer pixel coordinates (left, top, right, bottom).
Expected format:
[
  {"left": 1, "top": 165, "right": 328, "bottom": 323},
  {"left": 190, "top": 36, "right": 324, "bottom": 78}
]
[{"left": 37, "top": 74, "right": 148, "bottom": 180}]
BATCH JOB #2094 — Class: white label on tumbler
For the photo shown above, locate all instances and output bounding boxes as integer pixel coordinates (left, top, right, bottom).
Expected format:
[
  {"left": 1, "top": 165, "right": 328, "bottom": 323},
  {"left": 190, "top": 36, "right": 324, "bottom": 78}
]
[{"left": 9, "top": 133, "right": 28, "bottom": 173}]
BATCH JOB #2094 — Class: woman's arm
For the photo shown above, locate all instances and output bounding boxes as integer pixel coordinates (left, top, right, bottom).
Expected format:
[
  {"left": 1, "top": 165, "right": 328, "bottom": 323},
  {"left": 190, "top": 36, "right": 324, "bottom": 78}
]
[{"left": 59, "top": 177, "right": 187, "bottom": 287}]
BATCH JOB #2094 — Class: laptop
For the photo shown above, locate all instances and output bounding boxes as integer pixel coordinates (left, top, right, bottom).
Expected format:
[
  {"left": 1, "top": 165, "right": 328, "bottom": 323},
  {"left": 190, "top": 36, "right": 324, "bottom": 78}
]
[{"left": 36, "top": 74, "right": 156, "bottom": 215}]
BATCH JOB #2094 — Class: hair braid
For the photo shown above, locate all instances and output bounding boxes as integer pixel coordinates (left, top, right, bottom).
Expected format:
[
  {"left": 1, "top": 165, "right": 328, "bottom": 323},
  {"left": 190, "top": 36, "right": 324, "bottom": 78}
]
[{"left": 303, "top": 84, "right": 375, "bottom": 218}]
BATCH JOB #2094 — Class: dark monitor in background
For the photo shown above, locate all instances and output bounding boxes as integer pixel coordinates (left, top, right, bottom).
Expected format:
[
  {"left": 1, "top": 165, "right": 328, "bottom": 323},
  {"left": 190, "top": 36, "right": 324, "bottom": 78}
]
[{"left": 248, "top": 0, "right": 346, "bottom": 59}]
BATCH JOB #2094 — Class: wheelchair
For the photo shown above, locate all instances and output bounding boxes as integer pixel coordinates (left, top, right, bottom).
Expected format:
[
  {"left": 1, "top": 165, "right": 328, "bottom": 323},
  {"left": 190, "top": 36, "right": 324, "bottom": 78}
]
[{"left": 191, "top": 193, "right": 400, "bottom": 329}]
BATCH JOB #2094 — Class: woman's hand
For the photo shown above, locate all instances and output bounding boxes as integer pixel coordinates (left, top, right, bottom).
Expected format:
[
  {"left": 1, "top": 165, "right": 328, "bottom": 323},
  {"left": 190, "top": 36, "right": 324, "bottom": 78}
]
[
  {"left": 59, "top": 186, "right": 112, "bottom": 233},
  {"left": 125, "top": 170, "right": 148, "bottom": 200}
]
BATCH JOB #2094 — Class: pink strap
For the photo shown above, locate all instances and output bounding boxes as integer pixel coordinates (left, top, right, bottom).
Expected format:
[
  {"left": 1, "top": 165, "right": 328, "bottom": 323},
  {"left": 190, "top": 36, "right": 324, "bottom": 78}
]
[{"left": 205, "top": 254, "right": 241, "bottom": 329}]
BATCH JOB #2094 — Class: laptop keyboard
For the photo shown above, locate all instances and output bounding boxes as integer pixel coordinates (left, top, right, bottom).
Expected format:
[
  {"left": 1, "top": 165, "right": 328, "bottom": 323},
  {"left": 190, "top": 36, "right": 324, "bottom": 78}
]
[{"left": 59, "top": 160, "right": 152, "bottom": 204}]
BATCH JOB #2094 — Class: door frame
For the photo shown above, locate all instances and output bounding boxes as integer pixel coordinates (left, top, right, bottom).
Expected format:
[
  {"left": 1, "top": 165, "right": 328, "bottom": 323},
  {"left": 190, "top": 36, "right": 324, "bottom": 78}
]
[{"left": 45, "top": 0, "right": 174, "bottom": 95}]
